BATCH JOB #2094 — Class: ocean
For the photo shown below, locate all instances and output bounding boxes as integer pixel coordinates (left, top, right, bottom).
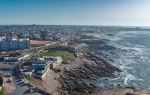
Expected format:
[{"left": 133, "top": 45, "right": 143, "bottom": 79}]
[{"left": 91, "top": 31, "right": 150, "bottom": 90}]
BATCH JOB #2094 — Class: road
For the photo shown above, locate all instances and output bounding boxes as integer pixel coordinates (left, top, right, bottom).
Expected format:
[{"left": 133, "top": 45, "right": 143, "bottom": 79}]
[
  {"left": 0, "top": 41, "right": 62, "bottom": 95},
  {"left": 0, "top": 61, "right": 43, "bottom": 95},
  {"left": 15, "top": 41, "right": 58, "bottom": 54},
  {"left": 11, "top": 66, "right": 43, "bottom": 95}
]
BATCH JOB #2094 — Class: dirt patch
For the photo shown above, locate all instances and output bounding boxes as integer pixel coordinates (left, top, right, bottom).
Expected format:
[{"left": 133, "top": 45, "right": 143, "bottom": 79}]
[
  {"left": 41, "top": 69, "right": 60, "bottom": 95},
  {"left": 31, "top": 40, "right": 51, "bottom": 45},
  {"left": 3, "top": 76, "right": 16, "bottom": 94},
  {"left": 95, "top": 88, "right": 150, "bottom": 95}
]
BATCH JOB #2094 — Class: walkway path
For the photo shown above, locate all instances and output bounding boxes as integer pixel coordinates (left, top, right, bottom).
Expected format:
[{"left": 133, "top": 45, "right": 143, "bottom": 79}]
[{"left": 40, "top": 69, "right": 60, "bottom": 95}]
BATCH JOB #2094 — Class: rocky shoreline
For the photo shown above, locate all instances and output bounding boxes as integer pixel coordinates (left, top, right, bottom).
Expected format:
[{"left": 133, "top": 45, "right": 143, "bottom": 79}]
[
  {"left": 94, "top": 87, "right": 150, "bottom": 95},
  {"left": 58, "top": 40, "right": 122, "bottom": 94}
]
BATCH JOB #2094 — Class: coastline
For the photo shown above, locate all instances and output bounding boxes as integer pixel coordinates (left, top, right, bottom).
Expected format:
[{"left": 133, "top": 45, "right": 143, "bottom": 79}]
[
  {"left": 57, "top": 58, "right": 150, "bottom": 95},
  {"left": 19, "top": 39, "right": 150, "bottom": 95},
  {"left": 55, "top": 45, "right": 122, "bottom": 94},
  {"left": 94, "top": 88, "right": 150, "bottom": 95}
]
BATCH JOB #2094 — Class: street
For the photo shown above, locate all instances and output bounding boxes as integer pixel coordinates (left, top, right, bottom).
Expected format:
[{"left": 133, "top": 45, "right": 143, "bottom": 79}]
[{"left": 0, "top": 61, "right": 43, "bottom": 95}]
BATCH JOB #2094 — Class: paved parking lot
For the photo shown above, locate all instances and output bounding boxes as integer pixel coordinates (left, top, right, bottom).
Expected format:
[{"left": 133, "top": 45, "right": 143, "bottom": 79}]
[{"left": 0, "top": 62, "right": 14, "bottom": 73}]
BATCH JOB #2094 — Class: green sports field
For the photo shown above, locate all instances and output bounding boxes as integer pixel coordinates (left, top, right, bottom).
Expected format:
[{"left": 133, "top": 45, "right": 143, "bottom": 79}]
[{"left": 43, "top": 50, "right": 76, "bottom": 62}]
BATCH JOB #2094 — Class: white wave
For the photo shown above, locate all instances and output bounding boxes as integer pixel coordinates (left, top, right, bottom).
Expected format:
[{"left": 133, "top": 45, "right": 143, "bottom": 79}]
[
  {"left": 124, "top": 73, "right": 144, "bottom": 85},
  {"left": 98, "top": 31, "right": 150, "bottom": 89},
  {"left": 110, "top": 36, "right": 122, "bottom": 41},
  {"left": 124, "top": 74, "right": 136, "bottom": 85},
  {"left": 119, "top": 31, "right": 150, "bottom": 35},
  {"left": 130, "top": 47, "right": 143, "bottom": 53}
]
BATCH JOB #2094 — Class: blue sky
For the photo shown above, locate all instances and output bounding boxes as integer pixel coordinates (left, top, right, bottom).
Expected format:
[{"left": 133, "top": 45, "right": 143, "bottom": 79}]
[{"left": 0, "top": 0, "right": 150, "bottom": 26}]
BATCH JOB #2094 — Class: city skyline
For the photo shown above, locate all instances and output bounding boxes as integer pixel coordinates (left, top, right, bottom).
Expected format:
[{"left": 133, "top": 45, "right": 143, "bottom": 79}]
[{"left": 0, "top": 0, "right": 150, "bottom": 26}]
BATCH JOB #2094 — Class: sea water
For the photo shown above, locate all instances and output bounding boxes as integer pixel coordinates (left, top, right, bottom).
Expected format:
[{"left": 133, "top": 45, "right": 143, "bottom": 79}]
[{"left": 96, "top": 31, "right": 150, "bottom": 90}]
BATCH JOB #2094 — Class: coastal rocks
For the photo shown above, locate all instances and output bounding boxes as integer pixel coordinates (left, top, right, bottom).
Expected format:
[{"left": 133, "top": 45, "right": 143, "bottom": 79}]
[
  {"left": 59, "top": 39, "right": 122, "bottom": 94},
  {"left": 61, "top": 79, "right": 97, "bottom": 94},
  {"left": 60, "top": 56, "right": 121, "bottom": 94}
]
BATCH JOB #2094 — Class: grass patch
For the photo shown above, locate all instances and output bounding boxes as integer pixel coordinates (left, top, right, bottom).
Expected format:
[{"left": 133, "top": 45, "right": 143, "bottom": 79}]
[
  {"left": 26, "top": 76, "right": 38, "bottom": 87},
  {"left": 0, "top": 88, "right": 5, "bottom": 95},
  {"left": 31, "top": 44, "right": 44, "bottom": 47},
  {"left": 43, "top": 50, "right": 76, "bottom": 62},
  {"left": 26, "top": 77, "right": 44, "bottom": 91}
]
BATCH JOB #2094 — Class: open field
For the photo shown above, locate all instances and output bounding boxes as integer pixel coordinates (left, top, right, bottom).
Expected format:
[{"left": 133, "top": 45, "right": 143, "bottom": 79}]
[
  {"left": 31, "top": 44, "right": 45, "bottom": 47},
  {"left": 30, "top": 40, "right": 51, "bottom": 45},
  {"left": 43, "top": 50, "right": 76, "bottom": 62},
  {"left": 31, "top": 40, "right": 51, "bottom": 47}
]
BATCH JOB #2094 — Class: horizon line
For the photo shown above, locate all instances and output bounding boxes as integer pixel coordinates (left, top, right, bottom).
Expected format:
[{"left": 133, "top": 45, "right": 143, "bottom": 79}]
[{"left": 0, "top": 24, "right": 150, "bottom": 28}]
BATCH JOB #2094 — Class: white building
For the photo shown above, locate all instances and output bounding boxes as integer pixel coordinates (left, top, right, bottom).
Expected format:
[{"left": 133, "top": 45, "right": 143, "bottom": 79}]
[
  {"left": 0, "top": 38, "right": 30, "bottom": 51},
  {"left": 3, "top": 54, "right": 30, "bottom": 62},
  {"left": 21, "top": 56, "right": 62, "bottom": 79},
  {"left": 44, "top": 56, "right": 63, "bottom": 69}
]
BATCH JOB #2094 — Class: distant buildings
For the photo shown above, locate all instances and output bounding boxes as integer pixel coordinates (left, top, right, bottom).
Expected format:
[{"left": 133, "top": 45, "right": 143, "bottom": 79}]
[
  {"left": 40, "top": 31, "right": 49, "bottom": 40},
  {"left": 0, "top": 37, "right": 30, "bottom": 51}
]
